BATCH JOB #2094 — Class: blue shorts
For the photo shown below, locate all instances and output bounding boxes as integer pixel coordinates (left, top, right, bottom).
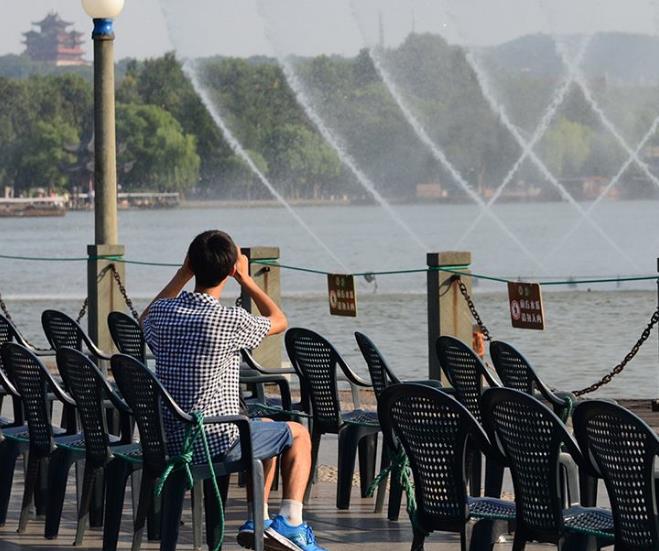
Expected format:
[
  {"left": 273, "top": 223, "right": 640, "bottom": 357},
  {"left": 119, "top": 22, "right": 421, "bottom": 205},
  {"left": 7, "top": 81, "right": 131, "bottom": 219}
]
[{"left": 220, "top": 420, "right": 293, "bottom": 462}]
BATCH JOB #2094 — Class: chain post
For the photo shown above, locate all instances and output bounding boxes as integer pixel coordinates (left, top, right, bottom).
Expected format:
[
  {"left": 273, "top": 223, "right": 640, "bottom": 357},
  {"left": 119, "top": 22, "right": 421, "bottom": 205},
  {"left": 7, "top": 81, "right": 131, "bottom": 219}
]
[
  {"left": 456, "top": 277, "right": 492, "bottom": 342},
  {"left": 110, "top": 265, "right": 140, "bottom": 321},
  {"left": 572, "top": 308, "right": 659, "bottom": 396}
]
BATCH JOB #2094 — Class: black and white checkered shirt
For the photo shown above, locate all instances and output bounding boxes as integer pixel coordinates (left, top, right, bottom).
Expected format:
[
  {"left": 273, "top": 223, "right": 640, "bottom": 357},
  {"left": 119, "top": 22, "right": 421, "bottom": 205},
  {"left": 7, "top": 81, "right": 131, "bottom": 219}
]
[{"left": 143, "top": 291, "right": 271, "bottom": 461}]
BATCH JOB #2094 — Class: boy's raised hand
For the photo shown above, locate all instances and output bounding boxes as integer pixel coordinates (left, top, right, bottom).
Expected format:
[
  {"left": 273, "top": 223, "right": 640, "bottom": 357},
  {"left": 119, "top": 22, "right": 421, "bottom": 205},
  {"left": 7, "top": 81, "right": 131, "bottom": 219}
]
[{"left": 233, "top": 252, "right": 251, "bottom": 284}]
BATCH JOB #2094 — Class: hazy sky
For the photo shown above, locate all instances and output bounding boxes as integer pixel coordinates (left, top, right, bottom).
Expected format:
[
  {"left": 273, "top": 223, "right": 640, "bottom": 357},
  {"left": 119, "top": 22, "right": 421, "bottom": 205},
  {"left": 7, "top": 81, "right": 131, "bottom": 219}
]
[{"left": 1, "top": 0, "right": 658, "bottom": 60}]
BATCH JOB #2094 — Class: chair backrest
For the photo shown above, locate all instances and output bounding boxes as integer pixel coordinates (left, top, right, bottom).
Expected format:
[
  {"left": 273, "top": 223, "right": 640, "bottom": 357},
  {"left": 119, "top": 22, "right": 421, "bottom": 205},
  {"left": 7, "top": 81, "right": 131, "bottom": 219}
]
[
  {"left": 56, "top": 347, "right": 113, "bottom": 468},
  {"left": 573, "top": 400, "right": 659, "bottom": 550},
  {"left": 0, "top": 342, "right": 61, "bottom": 456},
  {"left": 42, "top": 309, "right": 83, "bottom": 351},
  {"left": 379, "top": 383, "right": 491, "bottom": 532},
  {"left": 436, "top": 336, "right": 498, "bottom": 424},
  {"left": 0, "top": 314, "right": 21, "bottom": 397},
  {"left": 108, "top": 311, "right": 146, "bottom": 362},
  {"left": 354, "top": 331, "right": 400, "bottom": 400},
  {"left": 110, "top": 354, "right": 170, "bottom": 473},
  {"left": 285, "top": 328, "right": 342, "bottom": 430},
  {"left": 489, "top": 340, "right": 537, "bottom": 394},
  {"left": 481, "top": 387, "right": 582, "bottom": 543}
]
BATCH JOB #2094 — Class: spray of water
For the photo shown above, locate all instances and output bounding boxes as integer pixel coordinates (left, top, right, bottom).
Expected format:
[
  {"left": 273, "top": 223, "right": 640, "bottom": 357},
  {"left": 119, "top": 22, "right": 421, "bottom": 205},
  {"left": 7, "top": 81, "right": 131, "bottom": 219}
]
[
  {"left": 544, "top": 106, "right": 659, "bottom": 260},
  {"left": 555, "top": 40, "right": 659, "bottom": 191},
  {"left": 256, "top": 1, "right": 428, "bottom": 252},
  {"left": 455, "top": 35, "right": 592, "bottom": 248},
  {"left": 360, "top": 46, "right": 544, "bottom": 269},
  {"left": 459, "top": 42, "right": 640, "bottom": 270},
  {"left": 183, "top": 61, "right": 350, "bottom": 272}
]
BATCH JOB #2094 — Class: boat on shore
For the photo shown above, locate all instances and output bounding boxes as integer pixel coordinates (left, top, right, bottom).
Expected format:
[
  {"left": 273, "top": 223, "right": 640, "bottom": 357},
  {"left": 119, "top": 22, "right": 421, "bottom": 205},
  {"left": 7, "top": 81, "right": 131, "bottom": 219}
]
[{"left": 0, "top": 197, "right": 67, "bottom": 217}]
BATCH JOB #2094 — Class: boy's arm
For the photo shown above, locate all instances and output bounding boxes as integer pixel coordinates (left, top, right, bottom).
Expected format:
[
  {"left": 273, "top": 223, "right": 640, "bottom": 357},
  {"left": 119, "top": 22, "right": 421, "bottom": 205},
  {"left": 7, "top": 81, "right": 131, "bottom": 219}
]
[
  {"left": 139, "top": 258, "right": 193, "bottom": 327},
  {"left": 233, "top": 254, "right": 287, "bottom": 335}
]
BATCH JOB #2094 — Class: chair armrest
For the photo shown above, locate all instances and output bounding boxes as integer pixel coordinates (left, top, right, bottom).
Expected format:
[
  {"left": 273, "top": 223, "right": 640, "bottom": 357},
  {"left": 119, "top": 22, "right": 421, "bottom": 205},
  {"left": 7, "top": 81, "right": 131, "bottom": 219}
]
[
  {"left": 203, "top": 414, "right": 255, "bottom": 464},
  {"left": 403, "top": 378, "right": 443, "bottom": 389},
  {"left": 43, "top": 370, "right": 76, "bottom": 408},
  {"left": 81, "top": 334, "right": 113, "bottom": 361},
  {"left": 338, "top": 359, "right": 372, "bottom": 388},
  {"left": 240, "top": 374, "right": 293, "bottom": 411},
  {"left": 240, "top": 349, "right": 296, "bottom": 375}
]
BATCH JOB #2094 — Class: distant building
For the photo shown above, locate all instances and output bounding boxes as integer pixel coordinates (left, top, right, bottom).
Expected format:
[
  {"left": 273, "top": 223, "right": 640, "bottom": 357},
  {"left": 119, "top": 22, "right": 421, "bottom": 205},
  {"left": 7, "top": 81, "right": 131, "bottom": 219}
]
[{"left": 22, "top": 12, "right": 87, "bottom": 66}]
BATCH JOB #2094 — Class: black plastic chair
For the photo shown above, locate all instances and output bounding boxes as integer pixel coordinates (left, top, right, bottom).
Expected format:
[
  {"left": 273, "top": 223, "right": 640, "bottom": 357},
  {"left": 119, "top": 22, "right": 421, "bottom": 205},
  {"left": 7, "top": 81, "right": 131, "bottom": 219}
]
[
  {"left": 436, "top": 335, "right": 502, "bottom": 498},
  {"left": 285, "top": 327, "right": 379, "bottom": 509},
  {"left": 111, "top": 353, "right": 266, "bottom": 551},
  {"left": 0, "top": 313, "right": 43, "bottom": 426},
  {"left": 354, "top": 331, "right": 443, "bottom": 516},
  {"left": 108, "top": 311, "right": 147, "bottom": 363},
  {"left": 489, "top": 340, "right": 575, "bottom": 420},
  {"left": 378, "top": 383, "right": 515, "bottom": 551},
  {"left": 0, "top": 342, "right": 83, "bottom": 535},
  {"left": 42, "top": 309, "right": 112, "bottom": 362},
  {"left": 55, "top": 347, "right": 144, "bottom": 546},
  {"left": 481, "top": 388, "right": 615, "bottom": 550},
  {"left": 573, "top": 399, "right": 659, "bottom": 551}
]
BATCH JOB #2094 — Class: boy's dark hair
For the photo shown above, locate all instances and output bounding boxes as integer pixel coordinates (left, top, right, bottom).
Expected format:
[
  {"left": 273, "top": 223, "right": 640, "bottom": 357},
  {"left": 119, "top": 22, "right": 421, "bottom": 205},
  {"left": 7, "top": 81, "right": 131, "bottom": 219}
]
[{"left": 187, "top": 230, "right": 238, "bottom": 288}]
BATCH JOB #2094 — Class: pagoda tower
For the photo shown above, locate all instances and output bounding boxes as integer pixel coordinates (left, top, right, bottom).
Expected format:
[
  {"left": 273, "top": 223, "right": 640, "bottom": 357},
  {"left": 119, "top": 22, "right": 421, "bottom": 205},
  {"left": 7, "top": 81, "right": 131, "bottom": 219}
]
[{"left": 22, "top": 12, "right": 87, "bottom": 66}]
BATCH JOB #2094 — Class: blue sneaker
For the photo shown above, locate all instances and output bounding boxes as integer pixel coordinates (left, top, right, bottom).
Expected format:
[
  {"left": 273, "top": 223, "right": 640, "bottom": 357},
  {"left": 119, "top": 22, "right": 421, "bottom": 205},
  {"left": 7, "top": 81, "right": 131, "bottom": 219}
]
[
  {"left": 265, "top": 515, "right": 328, "bottom": 551},
  {"left": 237, "top": 518, "right": 273, "bottom": 549}
]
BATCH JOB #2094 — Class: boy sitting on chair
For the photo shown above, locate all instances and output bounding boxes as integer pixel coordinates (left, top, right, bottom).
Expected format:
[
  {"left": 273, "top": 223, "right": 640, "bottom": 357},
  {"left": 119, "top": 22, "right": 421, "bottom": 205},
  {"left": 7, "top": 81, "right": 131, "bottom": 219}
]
[{"left": 141, "top": 230, "right": 327, "bottom": 551}]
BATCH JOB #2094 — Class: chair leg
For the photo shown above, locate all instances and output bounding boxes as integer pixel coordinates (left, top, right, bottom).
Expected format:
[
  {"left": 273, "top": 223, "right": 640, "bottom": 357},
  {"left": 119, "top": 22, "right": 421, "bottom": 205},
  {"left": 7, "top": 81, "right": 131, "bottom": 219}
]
[
  {"left": 579, "top": 466, "right": 598, "bottom": 507},
  {"left": 159, "top": 470, "right": 186, "bottom": 551},
  {"left": 469, "top": 450, "right": 482, "bottom": 497},
  {"left": 44, "top": 451, "right": 75, "bottom": 539},
  {"left": 374, "top": 444, "right": 390, "bottom": 513},
  {"left": 74, "top": 466, "right": 101, "bottom": 546},
  {"left": 469, "top": 519, "right": 507, "bottom": 551},
  {"left": 251, "top": 460, "right": 265, "bottom": 551},
  {"left": 103, "top": 460, "right": 132, "bottom": 551},
  {"left": 147, "top": 490, "right": 162, "bottom": 541},
  {"left": 191, "top": 480, "right": 203, "bottom": 551},
  {"left": 337, "top": 426, "right": 360, "bottom": 509},
  {"left": 411, "top": 526, "right": 426, "bottom": 551},
  {"left": 483, "top": 458, "right": 504, "bottom": 498},
  {"left": 89, "top": 468, "right": 105, "bottom": 528},
  {"left": 18, "top": 453, "right": 41, "bottom": 533},
  {"left": 304, "top": 430, "right": 321, "bottom": 504},
  {"left": 511, "top": 531, "right": 526, "bottom": 551},
  {"left": 358, "top": 432, "right": 378, "bottom": 498},
  {"left": 0, "top": 442, "right": 20, "bottom": 526},
  {"left": 132, "top": 471, "right": 157, "bottom": 551},
  {"left": 34, "top": 455, "right": 49, "bottom": 517},
  {"left": 387, "top": 463, "right": 403, "bottom": 521}
]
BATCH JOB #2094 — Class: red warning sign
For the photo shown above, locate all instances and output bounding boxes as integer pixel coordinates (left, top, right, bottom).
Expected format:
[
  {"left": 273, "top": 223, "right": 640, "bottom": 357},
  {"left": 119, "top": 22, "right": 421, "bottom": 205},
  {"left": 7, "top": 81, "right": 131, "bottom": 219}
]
[
  {"left": 507, "top": 281, "right": 545, "bottom": 330},
  {"left": 327, "top": 274, "right": 357, "bottom": 317}
]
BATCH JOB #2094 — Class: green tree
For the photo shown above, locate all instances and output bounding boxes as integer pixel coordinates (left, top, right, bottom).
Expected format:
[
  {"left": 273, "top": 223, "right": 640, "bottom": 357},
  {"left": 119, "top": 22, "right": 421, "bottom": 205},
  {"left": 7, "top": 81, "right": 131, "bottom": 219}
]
[
  {"left": 14, "top": 119, "right": 78, "bottom": 192},
  {"left": 540, "top": 117, "right": 592, "bottom": 176},
  {"left": 116, "top": 103, "right": 200, "bottom": 192}
]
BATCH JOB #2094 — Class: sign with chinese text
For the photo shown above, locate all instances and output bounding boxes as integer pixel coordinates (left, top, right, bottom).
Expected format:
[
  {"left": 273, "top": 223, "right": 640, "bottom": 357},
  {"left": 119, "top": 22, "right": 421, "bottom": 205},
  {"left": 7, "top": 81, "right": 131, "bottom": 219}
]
[
  {"left": 507, "top": 281, "right": 545, "bottom": 330},
  {"left": 327, "top": 274, "right": 357, "bottom": 317}
]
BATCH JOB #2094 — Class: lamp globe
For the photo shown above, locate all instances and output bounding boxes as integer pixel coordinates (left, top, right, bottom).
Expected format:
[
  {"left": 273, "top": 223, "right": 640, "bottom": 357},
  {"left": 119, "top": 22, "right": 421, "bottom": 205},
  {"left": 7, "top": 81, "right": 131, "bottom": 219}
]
[{"left": 81, "top": 0, "right": 125, "bottom": 18}]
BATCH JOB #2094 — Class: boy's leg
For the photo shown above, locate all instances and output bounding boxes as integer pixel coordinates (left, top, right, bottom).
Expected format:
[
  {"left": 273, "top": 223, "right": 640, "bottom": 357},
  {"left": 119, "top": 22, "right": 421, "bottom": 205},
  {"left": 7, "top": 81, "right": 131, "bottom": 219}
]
[{"left": 279, "top": 421, "right": 312, "bottom": 502}]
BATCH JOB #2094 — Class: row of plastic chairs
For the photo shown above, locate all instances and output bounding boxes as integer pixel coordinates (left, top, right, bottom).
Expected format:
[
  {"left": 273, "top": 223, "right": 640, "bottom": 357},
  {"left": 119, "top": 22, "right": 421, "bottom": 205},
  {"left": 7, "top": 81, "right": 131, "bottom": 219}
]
[{"left": 378, "top": 381, "right": 659, "bottom": 550}]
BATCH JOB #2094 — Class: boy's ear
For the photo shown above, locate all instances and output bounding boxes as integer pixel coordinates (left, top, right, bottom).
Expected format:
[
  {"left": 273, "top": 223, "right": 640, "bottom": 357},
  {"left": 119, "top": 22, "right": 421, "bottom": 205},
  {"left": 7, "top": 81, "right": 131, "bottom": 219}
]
[{"left": 230, "top": 265, "right": 237, "bottom": 277}]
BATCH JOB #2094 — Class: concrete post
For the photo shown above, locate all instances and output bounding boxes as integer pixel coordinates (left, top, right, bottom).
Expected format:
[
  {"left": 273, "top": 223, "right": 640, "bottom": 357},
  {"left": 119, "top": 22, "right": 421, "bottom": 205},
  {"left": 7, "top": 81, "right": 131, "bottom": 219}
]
[
  {"left": 87, "top": 18, "right": 121, "bottom": 352},
  {"left": 87, "top": 245, "right": 125, "bottom": 357},
  {"left": 427, "top": 251, "right": 472, "bottom": 382},
  {"left": 240, "top": 247, "right": 282, "bottom": 368}
]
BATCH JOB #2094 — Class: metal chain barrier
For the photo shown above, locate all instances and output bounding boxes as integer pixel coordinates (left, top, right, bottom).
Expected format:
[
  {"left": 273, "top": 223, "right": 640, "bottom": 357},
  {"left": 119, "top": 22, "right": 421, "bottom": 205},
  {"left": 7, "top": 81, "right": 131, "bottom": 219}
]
[
  {"left": 75, "top": 298, "right": 88, "bottom": 324},
  {"left": 109, "top": 265, "right": 140, "bottom": 321},
  {"left": 572, "top": 308, "right": 659, "bottom": 396},
  {"left": 456, "top": 277, "right": 492, "bottom": 342}
]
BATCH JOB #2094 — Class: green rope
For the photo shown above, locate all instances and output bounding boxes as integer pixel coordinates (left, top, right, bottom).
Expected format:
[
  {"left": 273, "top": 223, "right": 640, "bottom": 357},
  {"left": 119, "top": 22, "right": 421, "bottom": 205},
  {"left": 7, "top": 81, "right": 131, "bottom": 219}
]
[
  {"left": 0, "top": 253, "right": 656, "bottom": 287},
  {"left": 367, "top": 447, "right": 429, "bottom": 537},
  {"left": 154, "top": 412, "right": 225, "bottom": 551}
]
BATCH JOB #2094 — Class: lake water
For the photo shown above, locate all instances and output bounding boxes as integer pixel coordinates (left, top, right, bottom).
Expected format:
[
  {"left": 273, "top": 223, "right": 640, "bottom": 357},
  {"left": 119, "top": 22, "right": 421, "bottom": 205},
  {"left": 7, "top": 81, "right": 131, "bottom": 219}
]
[{"left": 0, "top": 201, "right": 657, "bottom": 398}]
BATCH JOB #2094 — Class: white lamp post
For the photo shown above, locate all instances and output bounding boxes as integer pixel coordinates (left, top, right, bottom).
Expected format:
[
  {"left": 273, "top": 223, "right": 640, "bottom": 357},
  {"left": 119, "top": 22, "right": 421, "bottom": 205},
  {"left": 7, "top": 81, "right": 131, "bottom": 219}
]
[{"left": 82, "top": 0, "right": 125, "bottom": 356}]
